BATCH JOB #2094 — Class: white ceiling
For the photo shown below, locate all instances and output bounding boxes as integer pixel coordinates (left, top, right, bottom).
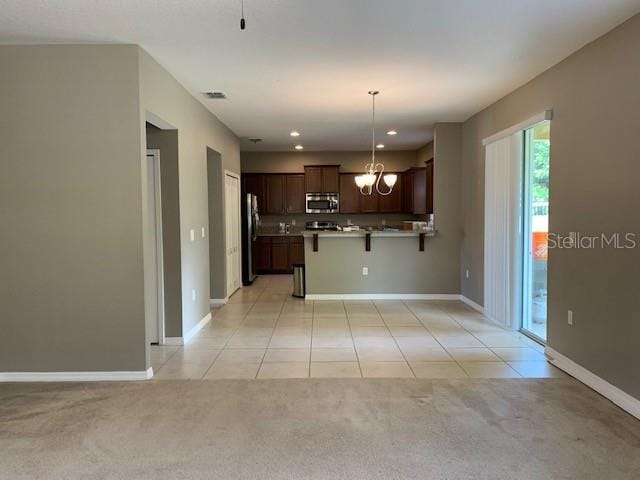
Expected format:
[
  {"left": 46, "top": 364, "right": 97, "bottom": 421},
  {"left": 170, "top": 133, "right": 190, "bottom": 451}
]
[{"left": 1, "top": 0, "right": 638, "bottom": 151}]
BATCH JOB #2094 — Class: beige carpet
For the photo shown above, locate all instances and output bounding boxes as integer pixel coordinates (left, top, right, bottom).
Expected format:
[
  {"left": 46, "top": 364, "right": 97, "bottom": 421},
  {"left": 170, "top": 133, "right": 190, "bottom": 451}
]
[{"left": 1, "top": 378, "right": 639, "bottom": 479}]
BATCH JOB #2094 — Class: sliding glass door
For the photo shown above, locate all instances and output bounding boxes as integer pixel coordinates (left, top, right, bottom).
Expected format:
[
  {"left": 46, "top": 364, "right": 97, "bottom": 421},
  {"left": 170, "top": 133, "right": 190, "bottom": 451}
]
[{"left": 521, "top": 121, "right": 550, "bottom": 342}]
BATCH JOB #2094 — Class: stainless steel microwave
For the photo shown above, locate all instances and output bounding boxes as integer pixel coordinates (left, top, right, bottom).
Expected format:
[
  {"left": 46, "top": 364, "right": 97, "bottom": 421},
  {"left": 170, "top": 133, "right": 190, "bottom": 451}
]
[{"left": 306, "top": 193, "right": 339, "bottom": 214}]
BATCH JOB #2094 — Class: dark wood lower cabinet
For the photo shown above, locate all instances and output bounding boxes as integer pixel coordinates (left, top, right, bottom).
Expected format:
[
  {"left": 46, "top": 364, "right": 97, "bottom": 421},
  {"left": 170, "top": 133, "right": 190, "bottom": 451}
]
[
  {"left": 253, "top": 235, "right": 304, "bottom": 274},
  {"left": 289, "top": 237, "right": 305, "bottom": 269},
  {"left": 271, "top": 237, "right": 290, "bottom": 273},
  {"left": 254, "top": 237, "right": 271, "bottom": 272}
]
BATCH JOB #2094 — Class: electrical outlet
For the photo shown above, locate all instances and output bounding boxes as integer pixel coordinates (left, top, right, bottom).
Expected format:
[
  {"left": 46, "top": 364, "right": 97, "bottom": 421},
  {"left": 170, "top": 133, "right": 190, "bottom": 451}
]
[
  {"left": 567, "top": 310, "right": 573, "bottom": 326},
  {"left": 192, "top": 289, "right": 196, "bottom": 302},
  {"left": 190, "top": 229, "right": 195, "bottom": 242},
  {"left": 201, "top": 227, "right": 206, "bottom": 238},
  {"left": 465, "top": 269, "right": 470, "bottom": 279},
  {"left": 381, "top": 219, "right": 386, "bottom": 226},
  {"left": 362, "top": 267, "right": 368, "bottom": 276},
  {"left": 291, "top": 219, "right": 296, "bottom": 226},
  {"left": 347, "top": 218, "right": 351, "bottom": 225}
]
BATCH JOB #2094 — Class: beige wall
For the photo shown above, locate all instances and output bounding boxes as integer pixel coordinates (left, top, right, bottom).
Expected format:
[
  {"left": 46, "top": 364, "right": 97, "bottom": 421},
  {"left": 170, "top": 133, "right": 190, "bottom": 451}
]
[
  {"left": 138, "top": 48, "right": 241, "bottom": 335},
  {"left": 0, "top": 45, "right": 146, "bottom": 372},
  {"left": 461, "top": 14, "right": 640, "bottom": 398}
]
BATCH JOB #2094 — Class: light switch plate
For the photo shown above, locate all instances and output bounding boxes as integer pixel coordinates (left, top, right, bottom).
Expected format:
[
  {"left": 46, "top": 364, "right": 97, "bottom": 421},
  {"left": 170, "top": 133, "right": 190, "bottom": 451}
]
[
  {"left": 190, "top": 229, "right": 195, "bottom": 242},
  {"left": 201, "top": 227, "right": 206, "bottom": 238},
  {"left": 362, "top": 267, "right": 368, "bottom": 276}
]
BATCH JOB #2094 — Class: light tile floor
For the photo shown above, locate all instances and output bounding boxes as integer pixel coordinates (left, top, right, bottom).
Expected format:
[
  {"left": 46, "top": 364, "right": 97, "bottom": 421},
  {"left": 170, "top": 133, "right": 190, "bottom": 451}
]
[{"left": 152, "top": 275, "right": 565, "bottom": 380}]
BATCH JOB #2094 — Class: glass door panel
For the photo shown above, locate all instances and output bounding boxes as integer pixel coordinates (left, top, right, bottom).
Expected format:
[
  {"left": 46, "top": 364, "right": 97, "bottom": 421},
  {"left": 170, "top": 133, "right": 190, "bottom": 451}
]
[{"left": 522, "top": 121, "right": 550, "bottom": 342}]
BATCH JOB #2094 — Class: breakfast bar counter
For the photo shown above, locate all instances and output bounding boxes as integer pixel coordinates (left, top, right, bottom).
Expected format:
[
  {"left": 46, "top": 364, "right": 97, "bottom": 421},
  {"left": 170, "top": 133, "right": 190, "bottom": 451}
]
[{"left": 301, "top": 229, "right": 447, "bottom": 299}]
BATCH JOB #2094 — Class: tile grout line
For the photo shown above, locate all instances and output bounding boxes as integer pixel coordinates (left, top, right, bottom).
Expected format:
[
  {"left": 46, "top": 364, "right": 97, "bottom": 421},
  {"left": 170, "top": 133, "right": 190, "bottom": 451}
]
[
  {"left": 373, "top": 300, "right": 416, "bottom": 378},
  {"left": 342, "top": 301, "right": 364, "bottom": 378},
  {"left": 255, "top": 295, "right": 288, "bottom": 379}
]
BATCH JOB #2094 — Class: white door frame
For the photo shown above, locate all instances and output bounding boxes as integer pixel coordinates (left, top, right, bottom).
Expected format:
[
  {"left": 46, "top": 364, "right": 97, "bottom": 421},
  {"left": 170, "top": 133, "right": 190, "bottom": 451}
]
[
  {"left": 147, "top": 149, "right": 165, "bottom": 344},
  {"left": 224, "top": 170, "right": 242, "bottom": 296}
]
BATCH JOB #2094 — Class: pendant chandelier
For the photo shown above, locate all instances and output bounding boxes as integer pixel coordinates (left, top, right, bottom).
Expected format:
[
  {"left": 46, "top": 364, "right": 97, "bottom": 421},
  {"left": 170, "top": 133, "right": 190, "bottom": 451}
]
[{"left": 355, "top": 91, "right": 397, "bottom": 196}]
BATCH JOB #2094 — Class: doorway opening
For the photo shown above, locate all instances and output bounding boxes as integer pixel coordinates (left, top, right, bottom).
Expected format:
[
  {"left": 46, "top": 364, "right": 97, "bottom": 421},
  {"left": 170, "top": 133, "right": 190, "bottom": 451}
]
[
  {"left": 146, "top": 149, "right": 165, "bottom": 344},
  {"left": 521, "top": 121, "right": 550, "bottom": 343}
]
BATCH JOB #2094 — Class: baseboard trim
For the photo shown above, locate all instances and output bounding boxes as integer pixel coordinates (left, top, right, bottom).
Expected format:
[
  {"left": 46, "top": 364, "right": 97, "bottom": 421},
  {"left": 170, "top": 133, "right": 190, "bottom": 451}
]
[
  {"left": 460, "top": 295, "right": 484, "bottom": 313},
  {"left": 304, "top": 293, "right": 461, "bottom": 301},
  {"left": 163, "top": 337, "right": 184, "bottom": 346},
  {"left": 183, "top": 312, "right": 212, "bottom": 344},
  {"left": 545, "top": 347, "right": 640, "bottom": 420},
  {"left": 209, "top": 297, "right": 228, "bottom": 306},
  {"left": 0, "top": 367, "right": 154, "bottom": 382}
]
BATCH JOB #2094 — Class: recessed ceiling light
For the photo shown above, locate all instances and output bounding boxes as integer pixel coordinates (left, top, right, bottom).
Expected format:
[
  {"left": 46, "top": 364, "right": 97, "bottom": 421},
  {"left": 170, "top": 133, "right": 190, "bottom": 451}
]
[
  {"left": 376, "top": 144, "right": 385, "bottom": 149},
  {"left": 290, "top": 131, "right": 300, "bottom": 137},
  {"left": 386, "top": 130, "right": 397, "bottom": 136},
  {"left": 295, "top": 145, "right": 304, "bottom": 150}
]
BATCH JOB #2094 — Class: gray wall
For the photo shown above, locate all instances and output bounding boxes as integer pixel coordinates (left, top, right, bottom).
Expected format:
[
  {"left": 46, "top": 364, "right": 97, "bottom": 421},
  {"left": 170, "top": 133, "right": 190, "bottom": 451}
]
[
  {"left": 0, "top": 45, "right": 146, "bottom": 372},
  {"left": 460, "top": 14, "right": 640, "bottom": 398},
  {"left": 138, "top": 48, "right": 241, "bottom": 335},
  {"left": 146, "top": 125, "right": 183, "bottom": 337}
]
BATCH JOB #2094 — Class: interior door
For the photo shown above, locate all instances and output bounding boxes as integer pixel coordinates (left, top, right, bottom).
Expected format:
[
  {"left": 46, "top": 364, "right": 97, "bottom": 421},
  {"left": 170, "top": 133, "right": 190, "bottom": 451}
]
[{"left": 225, "top": 173, "right": 241, "bottom": 296}]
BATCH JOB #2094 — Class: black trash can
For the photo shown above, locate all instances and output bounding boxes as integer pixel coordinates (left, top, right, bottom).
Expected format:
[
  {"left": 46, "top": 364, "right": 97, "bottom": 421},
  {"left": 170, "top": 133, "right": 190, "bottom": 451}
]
[{"left": 292, "top": 263, "right": 305, "bottom": 298}]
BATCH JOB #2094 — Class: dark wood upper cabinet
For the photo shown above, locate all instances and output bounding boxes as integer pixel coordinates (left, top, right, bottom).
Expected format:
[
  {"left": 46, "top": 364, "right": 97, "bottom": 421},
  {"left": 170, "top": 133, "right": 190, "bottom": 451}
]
[
  {"left": 265, "top": 174, "right": 285, "bottom": 214},
  {"left": 412, "top": 168, "right": 427, "bottom": 215},
  {"left": 402, "top": 170, "right": 414, "bottom": 213},
  {"left": 304, "top": 166, "right": 323, "bottom": 193},
  {"left": 425, "top": 159, "right": 434, "bottom": 215},
  {"left": 305, "top": 165, "right": 340, "bottom": 193},
  {"left": 321, "top": 166, "right": 340, "bottom": 193},
  {"left": 359, "top": 187, "right": 380, "bottom": 213},
  {"left": 285, "top": 174, "right": 305, "bottom": 213},
  {"left": 339, "top": 173, "right": 360, "bottom": 213},
  {"left": 242, "top": 174, "right": 266, "bottom": 211},
  {"left": 378, "top": 172, "right": 403, "bottom": 213}
]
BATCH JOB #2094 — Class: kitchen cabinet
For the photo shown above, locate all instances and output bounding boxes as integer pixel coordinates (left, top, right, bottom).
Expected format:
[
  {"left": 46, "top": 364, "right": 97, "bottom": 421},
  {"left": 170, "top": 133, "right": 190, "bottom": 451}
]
[
  {"left": 271, "top": 237, "right": 290, "bottom": 272},
  {"left": 339, "top": 173, "right": 360, "bottom": 213},
  {"left": 242, "top": 174, "right": 266, "bottom": 211},
  {"left": 254, "top": 235, "right": 304, "bottom": 274},
  {"left": 289, "top": 236, "right": 305, "bottom": 269},
  {"left": 359, "top": 187, "right": 380, "bottom": 213},
  {"left": 378, "top": 172, "right": 403, "bottom": 213},
  {"left": 265, "top": 175, "right": 285, "bottom": 214},
  {"left": 402, "top": 167, "right": 428, "bottom": 215},
  {"left": 425, "top": 159, "right": 434, "bottom": 215},
  {"left": 285, "top": 174, "right": 305, "bottom": 213},
  {"left": 412, "top": 168, "right": 427, "bottom": 215},
  {"left": 305, "top": 165, "right": 339, "bottom": 193},
  {"left": 254, "top": 237, "right": 271, "bottom": 272}
]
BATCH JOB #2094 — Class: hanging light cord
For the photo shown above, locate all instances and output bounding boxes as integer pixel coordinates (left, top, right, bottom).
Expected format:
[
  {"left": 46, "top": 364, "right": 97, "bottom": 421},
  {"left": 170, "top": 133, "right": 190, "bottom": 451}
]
[{"left": 240, "top": 0, "right": 246, "bottom": 30}]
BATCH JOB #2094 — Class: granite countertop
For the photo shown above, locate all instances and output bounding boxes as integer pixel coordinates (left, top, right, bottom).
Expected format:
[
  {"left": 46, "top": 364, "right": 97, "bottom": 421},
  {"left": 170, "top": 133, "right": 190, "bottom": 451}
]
[{"left": 300, "top": 229, "right": 436, "bottom": 238}]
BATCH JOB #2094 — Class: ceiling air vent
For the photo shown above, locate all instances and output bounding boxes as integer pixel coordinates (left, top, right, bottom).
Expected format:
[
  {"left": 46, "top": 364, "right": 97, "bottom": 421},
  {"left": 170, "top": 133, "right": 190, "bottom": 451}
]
[
  {"left": 248, "top": 138, "right": 263, "bottom": 144},
  {"left": 204, "top": 91, "right": 227, "bottom": 99}
]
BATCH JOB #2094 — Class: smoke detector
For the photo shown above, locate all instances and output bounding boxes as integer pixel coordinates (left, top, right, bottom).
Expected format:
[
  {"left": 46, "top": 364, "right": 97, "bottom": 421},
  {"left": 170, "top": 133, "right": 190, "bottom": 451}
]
[{"left": 204, "top": 92, "right": 227, "bottom": 99}]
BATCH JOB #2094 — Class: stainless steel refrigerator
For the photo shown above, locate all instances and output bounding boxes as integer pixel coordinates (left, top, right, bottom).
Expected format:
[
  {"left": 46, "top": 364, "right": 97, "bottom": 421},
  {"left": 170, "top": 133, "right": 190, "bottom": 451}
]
[{"left": 241, "top": 193, "right": 259, "bottom": 285}]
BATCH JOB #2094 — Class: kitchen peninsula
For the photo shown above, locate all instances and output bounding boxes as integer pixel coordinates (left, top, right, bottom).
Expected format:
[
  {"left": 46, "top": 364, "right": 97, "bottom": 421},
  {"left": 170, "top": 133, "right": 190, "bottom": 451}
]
[{"left": 301, "top": 228, "right": 439, "bottom": 299}]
